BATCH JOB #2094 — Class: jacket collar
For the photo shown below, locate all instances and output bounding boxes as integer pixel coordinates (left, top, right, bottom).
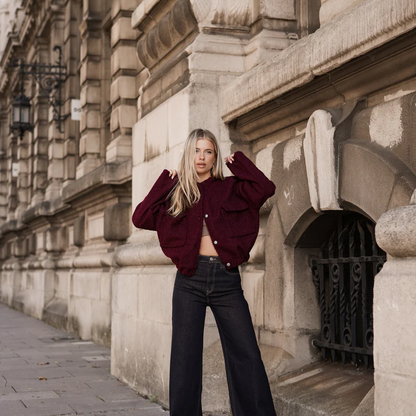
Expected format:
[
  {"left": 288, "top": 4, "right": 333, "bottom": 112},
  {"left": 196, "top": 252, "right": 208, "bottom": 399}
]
[{"left": 197, "top": 176, "right": 215, "bottom": 187}]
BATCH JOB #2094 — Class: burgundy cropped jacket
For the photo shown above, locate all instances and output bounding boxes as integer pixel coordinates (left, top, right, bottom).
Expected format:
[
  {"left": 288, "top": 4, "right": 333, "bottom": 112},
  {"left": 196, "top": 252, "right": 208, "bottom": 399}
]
[{"left": 132, "top": 151, "right": 276, "bottom": 276}]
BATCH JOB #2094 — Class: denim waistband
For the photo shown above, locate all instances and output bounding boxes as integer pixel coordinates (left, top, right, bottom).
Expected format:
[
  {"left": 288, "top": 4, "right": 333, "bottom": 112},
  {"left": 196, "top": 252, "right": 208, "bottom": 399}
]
[{"left": 198, "top": 254, "right": 222, "bottom": 264}]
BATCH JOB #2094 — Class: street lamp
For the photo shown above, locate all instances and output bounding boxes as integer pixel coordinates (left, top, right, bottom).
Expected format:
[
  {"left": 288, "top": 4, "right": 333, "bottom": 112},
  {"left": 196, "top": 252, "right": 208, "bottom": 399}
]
[
  {"left": 9, "top": 46, "right": 67, "bottom": 139},
  {"left": 11, "top": 93, "right": 32, "bottom": 140}
]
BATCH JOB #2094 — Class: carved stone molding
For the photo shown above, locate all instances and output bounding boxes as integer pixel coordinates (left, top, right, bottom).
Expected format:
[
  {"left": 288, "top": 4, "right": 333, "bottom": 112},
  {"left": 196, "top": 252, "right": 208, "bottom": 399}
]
[
  {"left": 190, "top": 0, "right": 251, "bottom": 27},
  {"left": 304, "top": 109, "right": 341, "bottom": 212},
  {"left": 137, "top": 0, "right": 198, "bottom": 69},
  {"left": 136, "top": 0, "right": 252, "bottom": 69}
]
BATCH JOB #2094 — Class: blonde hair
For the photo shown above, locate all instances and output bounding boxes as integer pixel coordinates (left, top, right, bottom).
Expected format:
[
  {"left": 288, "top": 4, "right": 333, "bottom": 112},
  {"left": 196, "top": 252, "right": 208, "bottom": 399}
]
[{"left": 168, "top": 129, "right": 224, "bottom": 217}]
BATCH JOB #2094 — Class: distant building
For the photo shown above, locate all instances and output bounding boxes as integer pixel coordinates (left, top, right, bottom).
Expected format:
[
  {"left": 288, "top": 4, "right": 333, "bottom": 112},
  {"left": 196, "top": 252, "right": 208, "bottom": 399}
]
[{"left": 0, "top": 1, "right": 415, "bottom": 415}]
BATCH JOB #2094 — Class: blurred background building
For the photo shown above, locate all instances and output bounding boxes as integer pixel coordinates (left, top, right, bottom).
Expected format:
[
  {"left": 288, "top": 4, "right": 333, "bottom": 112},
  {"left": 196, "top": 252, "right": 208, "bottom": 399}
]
[{"left": 0, "top": 0, "right": 415, "bottom": 415}]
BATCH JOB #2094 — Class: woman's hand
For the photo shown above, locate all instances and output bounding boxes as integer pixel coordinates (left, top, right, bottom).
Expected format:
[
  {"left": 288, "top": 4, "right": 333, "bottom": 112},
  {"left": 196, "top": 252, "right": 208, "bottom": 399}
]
[
  {"left": 224, "top": 153, "right": 235, "bottom": 164},
  {"left": 168, "top": 169, "right": 177, "bottom": 179}
]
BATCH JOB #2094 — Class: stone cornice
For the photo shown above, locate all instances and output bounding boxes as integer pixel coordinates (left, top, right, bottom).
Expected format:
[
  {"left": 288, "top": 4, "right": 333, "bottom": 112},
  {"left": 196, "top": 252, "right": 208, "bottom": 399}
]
[
  {"left": 62, "top": 159, "right": 132, "bottom": 204},
  {"left": 0, "top": 219, "right": 18, "bottom": 236},
  {"left": 221, "top": 0, "right": 416, "bottom": 123},
  {"left": 21, "top": 198, "right": 69, "bottom": 225},
  {"left": 0, "top": 160, "right": 132, "bottom": 241}
]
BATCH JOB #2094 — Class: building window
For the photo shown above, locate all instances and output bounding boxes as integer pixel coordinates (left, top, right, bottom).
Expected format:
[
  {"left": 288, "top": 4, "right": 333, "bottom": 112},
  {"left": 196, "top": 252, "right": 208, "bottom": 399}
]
[{"left": 309, "top": 213, "right": 386, "bottom": 367}]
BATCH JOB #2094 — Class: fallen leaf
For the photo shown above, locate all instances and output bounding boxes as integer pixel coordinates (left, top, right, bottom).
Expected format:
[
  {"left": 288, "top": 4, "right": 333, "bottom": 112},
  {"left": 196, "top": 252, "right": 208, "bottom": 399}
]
[{"left": 38, "top": 377, "right": 47, "bottom": 381}]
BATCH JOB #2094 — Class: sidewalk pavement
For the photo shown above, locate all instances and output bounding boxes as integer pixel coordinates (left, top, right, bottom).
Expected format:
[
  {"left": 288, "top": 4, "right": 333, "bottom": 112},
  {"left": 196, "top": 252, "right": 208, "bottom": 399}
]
[{"left": 0, "top": 302, "right": 169, "bottom": 416}]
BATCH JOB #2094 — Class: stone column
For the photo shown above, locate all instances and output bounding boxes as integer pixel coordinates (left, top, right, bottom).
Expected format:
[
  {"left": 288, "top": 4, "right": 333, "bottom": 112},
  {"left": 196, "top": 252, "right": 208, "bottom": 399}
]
[
  {"left": 31, "top": 40, "right": 49, "bottom": 206},
  {"left": 77, "top": 0, "right": 112, "bottom": 178},
  {"left": 6, "top": 132, "right": 18, "bottom": 221},
  {"left": 0, "top": 103, "right": 8, "bottom": 226},
  {"left": 0, "top": 0, "right": 10, "bottom": 56},
  {"left": 15, "top": 128, "right": 31, "bottom": 219},
  {"left": 374, "top": 193, "right": 416, "bottom": 415},
  {"left": 44, "top": 8, "right": 66, "bottom": 201},
  {"left": 107, "top": 0, "right": 139, "bottom": 163},
  {"left": 62, "top": 0, "right": 81, "bottom": 188}
]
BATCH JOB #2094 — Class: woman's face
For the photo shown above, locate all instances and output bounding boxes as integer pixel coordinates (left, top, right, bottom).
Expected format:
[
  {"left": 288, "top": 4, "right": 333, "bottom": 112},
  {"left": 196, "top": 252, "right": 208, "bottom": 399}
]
[{"left": 194, "top": 138, "right": 216, "bottom": 180}]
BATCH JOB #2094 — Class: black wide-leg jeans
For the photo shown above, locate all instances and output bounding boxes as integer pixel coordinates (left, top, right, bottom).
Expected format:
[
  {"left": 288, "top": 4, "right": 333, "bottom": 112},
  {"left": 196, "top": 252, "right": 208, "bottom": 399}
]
[{"left": 169, "top": 255, "right": 276, "bottom": 416}]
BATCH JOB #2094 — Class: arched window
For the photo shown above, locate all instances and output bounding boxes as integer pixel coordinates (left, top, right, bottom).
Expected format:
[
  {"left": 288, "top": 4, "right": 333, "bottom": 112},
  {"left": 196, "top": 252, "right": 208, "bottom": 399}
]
[{"left": 305, "top": 213, "right": 386, "bottom": 367}]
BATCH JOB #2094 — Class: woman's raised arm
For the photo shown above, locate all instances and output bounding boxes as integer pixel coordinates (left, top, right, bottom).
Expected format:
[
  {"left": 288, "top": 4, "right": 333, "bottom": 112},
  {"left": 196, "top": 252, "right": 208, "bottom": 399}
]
[{"left": 225, "top": 151, "right": 275, "bottom": 209}]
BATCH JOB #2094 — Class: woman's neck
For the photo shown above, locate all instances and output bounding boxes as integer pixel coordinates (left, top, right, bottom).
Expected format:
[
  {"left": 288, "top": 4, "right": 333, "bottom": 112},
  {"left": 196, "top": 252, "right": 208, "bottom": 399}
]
[{"left": 197, "top": 173, "right": 211, "bottom": 183}]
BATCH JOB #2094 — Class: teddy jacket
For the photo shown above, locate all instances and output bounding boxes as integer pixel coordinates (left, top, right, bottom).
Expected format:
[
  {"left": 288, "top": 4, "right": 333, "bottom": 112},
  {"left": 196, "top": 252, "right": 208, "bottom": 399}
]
[{"left": 132, "top": 151, "right": 276, "bottom": 276}]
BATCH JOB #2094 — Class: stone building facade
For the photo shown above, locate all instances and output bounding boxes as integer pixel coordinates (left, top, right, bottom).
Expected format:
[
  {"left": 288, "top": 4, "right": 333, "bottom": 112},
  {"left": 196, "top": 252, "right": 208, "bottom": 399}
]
[{"left": 0, "top": 0, "right": 415, "bottom": 415}]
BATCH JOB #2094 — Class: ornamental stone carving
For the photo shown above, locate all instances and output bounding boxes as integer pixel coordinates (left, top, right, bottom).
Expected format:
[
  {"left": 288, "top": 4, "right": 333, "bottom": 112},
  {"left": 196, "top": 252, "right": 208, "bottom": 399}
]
[
  {"left": 136, "top": 0, "right": 253, "bottom": 69},
  {"left": 190, "top": 0, "right": 251, "bottom": 26},
  {"left": 136, "top": 0, "right": 197, "bottom": 69}
]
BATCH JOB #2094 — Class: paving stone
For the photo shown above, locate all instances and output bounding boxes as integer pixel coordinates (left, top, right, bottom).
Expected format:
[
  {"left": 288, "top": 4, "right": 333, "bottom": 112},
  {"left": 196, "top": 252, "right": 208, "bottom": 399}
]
[
  {"left": 62, "top": 374, "right": 114, "bottom": 382},
  {"left": 53, "top": 387, "right": 96, "bottom": 398},
  {"left": 44, "top": 352, "right": 77, "bottom": 358},
  {"left": 87, "top": 413, "right": 122, "bottom": 416},
  {"left": 1, "top": 368, "right": 39, "bottom": 380},
  {"left": 21, "top": 397, "right": 77, "bottom": 414},
  {"left": 0, "top": 386, "right": 16, "bottom": 394},
  {"left": 85, "top": 388, "right": 142, "bottom": 402},
  {"left": 66, "top": 366, "right": 110, "bottom": 376},
  {"left": 0, "top": 399, "right": 27, "bottom": 415},
  {"left": 0, "top": 358, "right": 29, "bottom": 366},
  {"left": 30, "top": 368, "right": 75, "bottom": 379},
  {"left": 119, "top": 409, "right": 169, "bottom": 415},
  {"left": 0, "top": 362, "right": 60, "bottom": 372},
  {"left": 55, "top": 360, "right": 95, "bottom": 368},
  {"left": 82, "top": 356, "right": 110, "bottom": 362},
  {"left": 10, "top": 379, "right": 90, "bottom": 392},
  {"left": 15, "top": 349, "right": 49, "bottom": 358},
  {"left": 0, "top": 390, "right": 60, "bottom": 402},
  {"left": 0, "top": 351, "right": 19, "bottom": 359},
  {"left": 61, "top": 396, "right": 138, "bottom": 413}
]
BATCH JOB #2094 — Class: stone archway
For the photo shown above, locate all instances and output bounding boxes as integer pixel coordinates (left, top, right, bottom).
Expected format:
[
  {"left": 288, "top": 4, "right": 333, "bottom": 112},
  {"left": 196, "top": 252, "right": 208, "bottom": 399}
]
[{"left": 262, "top": 109, "right": 416, "bottom": 368}]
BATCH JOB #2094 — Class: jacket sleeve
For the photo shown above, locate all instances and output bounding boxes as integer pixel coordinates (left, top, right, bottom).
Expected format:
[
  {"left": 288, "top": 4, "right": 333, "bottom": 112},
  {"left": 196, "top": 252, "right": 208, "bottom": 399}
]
[
  {"left": 226, "top": 151, "right": 276, "bottom": 209},
  {"left": 132, "top": 170, "right": 178, "bottom": 231}
]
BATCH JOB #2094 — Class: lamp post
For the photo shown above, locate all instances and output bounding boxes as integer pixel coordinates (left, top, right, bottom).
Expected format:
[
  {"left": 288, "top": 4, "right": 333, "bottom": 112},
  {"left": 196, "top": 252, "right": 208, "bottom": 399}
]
[{"left": 9, "top": 46, "right": 67, "bottom": 140}]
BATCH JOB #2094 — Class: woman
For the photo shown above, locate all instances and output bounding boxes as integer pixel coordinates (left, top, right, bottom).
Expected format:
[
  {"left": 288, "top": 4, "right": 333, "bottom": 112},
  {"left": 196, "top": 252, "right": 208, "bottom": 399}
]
[{"left": 132, "top": 129, "right": 276, "bottom": 416}]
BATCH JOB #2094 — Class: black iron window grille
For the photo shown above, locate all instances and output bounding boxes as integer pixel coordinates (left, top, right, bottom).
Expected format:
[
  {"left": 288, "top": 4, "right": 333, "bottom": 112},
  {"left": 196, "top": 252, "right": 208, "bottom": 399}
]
[{"left": 310, "top": 215, "right": 386, "bottom": 367}]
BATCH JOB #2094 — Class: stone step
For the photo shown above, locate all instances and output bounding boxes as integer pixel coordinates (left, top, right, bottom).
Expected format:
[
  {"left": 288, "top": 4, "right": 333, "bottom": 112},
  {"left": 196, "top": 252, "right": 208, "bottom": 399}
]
[{"left": 271, "top": 361, "right": 374, "bottom": 416}]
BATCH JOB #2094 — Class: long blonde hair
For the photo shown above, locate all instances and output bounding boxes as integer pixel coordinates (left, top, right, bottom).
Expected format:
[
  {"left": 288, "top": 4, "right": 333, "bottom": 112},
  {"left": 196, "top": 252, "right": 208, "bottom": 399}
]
[{"left": 167, "top": 129, "right": 224, "bottom": 217}]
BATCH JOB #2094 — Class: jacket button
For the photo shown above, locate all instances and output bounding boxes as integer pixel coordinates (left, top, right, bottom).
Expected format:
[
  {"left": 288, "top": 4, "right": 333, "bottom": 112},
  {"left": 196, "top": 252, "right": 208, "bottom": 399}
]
[
  {"left": 227, "top": 263, "right": 230, "bottom": 267},
  {"left": 205, "top": 214, "right": 208, "bottom": 218},
  {"left": 214, "top": 241, "right": 218, "bottom": 245}
]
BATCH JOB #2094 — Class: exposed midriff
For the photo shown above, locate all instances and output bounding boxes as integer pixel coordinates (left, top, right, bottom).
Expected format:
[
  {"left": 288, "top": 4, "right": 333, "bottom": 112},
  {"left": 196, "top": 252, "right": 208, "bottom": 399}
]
[{"left": 199, "top": 219, "right": 219, "bottom": 256}]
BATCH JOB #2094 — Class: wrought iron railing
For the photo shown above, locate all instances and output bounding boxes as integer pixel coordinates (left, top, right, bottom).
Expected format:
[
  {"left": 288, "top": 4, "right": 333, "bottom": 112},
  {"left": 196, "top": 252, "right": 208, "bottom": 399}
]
[{"left": 311, "top": 215, "right": 386, "bottom": 367}]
